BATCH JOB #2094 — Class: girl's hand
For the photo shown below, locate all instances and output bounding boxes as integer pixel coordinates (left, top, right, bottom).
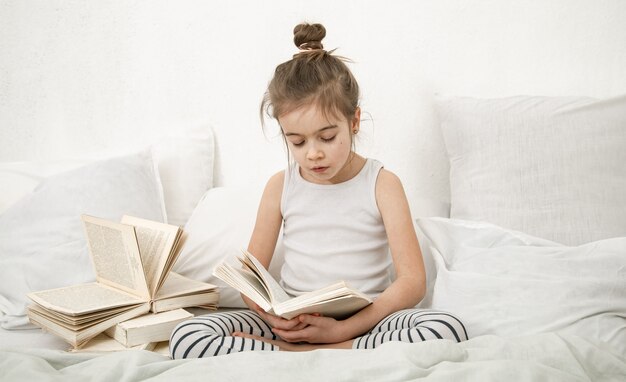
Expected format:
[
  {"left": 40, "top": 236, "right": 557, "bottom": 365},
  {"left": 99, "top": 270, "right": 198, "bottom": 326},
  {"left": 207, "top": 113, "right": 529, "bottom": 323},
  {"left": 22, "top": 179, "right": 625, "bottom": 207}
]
[
  {"left": 272, "top": 314, "right": 350, "bottom": 344},
  {"left": 242, "top": 295, "right": 308, "bottom": 331},
  {"left": 253, "top": 305, "right": 309, "bottom": 331}
]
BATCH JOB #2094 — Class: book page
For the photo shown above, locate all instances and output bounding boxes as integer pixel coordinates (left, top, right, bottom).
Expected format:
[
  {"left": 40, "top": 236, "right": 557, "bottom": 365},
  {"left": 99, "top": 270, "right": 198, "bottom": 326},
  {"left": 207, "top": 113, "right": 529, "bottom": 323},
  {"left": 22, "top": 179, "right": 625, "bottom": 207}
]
[
  {"left": 30, "top": 303, "right": 138, "bottom": 327},
  {"left": 69, "top": 333, "right": 156, "bottom": 352},
  {"left": 273, "top": 281, "right": 372, "bottom": 320},
  {"left": 27, "top": 283, "right": 145, "bottom": 316},
  {"left": 153, "top": 272, "right": 216, "bottom": 299},
  {"left": 106, "top": 308, "right": 193, "bottom": 346},
  {"left": 275, "top": 295, "right": 371, "bottom": 320},
  {"left": 151, "top": 292, "right": 218, "bottom": 313},
  {"left": 116, "top": 308, "right": 192, "bottom": 330},
  {"left": 155, "top": 232, "right": 188, "bottom": 293},
  {"left": 213, "top": 262, "right": 273, "bottom": 312},
  {"left": 121, "top": 215, "right": 181, "bottom": 297},
  {"left": 28, "top": 301, "right": 150, "bottom": 348},
  {"left": 81, "top": 215, "right": 150, "bottom": 299},
  {"left": 28, "top": 303, "right": 139, "bottom": 331},
  {"left": 241, "top": 250, "right": 291, "bottom": 304}
]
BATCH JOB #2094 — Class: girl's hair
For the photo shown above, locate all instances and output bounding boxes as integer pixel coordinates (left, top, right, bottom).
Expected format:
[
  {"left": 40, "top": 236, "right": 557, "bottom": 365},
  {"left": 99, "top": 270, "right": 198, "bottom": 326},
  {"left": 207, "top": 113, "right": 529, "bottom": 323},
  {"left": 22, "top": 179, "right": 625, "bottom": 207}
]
[{"left": 260, "top": 23, "right": 360, "bottom": 127}]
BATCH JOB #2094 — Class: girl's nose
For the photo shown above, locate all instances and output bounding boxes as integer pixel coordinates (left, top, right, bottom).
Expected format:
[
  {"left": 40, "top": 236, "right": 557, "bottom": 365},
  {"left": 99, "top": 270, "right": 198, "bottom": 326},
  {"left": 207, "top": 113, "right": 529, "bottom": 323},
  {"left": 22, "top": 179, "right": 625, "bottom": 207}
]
[{"left": 306, "top": 144, "right": 324, "bottom": 160}]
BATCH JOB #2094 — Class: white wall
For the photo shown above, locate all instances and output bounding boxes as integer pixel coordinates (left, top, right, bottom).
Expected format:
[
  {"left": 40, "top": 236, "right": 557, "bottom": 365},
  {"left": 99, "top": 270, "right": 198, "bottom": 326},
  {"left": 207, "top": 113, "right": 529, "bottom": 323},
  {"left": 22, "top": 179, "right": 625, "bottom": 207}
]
[{"left": 1, "top": 0, "right": 625, "bottom": 215}]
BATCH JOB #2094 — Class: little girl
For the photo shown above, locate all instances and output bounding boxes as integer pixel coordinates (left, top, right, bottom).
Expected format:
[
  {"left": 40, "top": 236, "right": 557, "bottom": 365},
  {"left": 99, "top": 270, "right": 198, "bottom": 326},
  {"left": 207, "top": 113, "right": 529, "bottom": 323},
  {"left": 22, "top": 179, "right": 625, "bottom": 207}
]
[{"left": 170, "top": 23, "right": 467, "bottom": 358}]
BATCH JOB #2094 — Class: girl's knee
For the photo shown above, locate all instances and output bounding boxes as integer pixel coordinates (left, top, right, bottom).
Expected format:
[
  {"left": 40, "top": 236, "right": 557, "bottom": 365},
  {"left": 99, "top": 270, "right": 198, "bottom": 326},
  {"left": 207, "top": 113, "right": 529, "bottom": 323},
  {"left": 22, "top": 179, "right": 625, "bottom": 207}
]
[
  {"left": 169, "top": 317, "right": 226, "bottom": 359},
  {"left": 417, "top": 311, "right": 468, "bottom": 342}
]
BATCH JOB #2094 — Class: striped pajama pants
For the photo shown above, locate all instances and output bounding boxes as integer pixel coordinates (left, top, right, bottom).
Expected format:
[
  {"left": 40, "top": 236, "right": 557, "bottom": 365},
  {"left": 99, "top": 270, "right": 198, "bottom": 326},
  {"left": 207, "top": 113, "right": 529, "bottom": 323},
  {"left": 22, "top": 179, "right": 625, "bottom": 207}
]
[{"left": 170, "top": 308, "right": 468, "bottom": 359}]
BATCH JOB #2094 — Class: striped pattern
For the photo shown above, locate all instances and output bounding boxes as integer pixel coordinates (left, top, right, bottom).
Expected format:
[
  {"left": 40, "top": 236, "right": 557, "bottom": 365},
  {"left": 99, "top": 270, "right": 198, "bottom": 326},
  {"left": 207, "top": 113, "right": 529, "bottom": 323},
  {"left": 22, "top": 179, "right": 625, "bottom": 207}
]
[
  {"left": 170, "top": 310, "right": 277, "bottom": 358},
  {"left": 170, "top": 308, "right": 468, "bottom": 358},
  {"left": 352, "top": 309, "right": 468, "bottom": 349}
]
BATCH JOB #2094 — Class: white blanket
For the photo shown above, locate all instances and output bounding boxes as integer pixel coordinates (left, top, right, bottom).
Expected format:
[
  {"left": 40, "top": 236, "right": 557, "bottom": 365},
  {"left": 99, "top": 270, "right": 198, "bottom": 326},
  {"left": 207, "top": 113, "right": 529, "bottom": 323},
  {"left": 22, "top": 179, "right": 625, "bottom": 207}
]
[{"left": 1, "top": 333, "right": 624, "bottom": 381}]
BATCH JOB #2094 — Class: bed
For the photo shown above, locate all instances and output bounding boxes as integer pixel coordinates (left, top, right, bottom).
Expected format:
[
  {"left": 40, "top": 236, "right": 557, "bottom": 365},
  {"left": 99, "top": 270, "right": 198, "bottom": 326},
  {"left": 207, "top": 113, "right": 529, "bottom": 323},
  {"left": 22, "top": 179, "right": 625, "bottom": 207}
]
[
  {"left": 1, "top": 332, "right": 622, "bottom": 381},
  {"left": 1, "top": 93, "right": 625, "bottom": 381}
]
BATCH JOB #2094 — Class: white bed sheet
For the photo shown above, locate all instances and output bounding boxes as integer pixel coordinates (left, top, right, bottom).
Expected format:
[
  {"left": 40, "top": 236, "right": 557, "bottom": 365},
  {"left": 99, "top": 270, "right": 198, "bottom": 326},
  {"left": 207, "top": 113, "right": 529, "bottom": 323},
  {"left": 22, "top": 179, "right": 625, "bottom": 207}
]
[
  {"left": 1, "top": 332, "right": 625, "bottom": 381},
  {"left": 0, "top": 327, "right": 69, "bottom": 351}
]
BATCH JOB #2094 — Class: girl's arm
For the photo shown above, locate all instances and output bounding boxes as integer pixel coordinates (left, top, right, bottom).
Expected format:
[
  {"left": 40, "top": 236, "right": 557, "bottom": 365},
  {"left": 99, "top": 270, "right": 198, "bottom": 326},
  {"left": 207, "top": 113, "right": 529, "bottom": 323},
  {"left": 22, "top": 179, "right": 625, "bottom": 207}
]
[
  {"left": 341, "top": 168, "right": 426, "bottom": 337},
  {"left": 247, "top": 171, "right": 284, "bottom": 269},
  {"left": 243, "top": 171, "right": 308, "bottom": 331},
  {"left": 271, "top": 169, "right": 426, "bottom": 344}
]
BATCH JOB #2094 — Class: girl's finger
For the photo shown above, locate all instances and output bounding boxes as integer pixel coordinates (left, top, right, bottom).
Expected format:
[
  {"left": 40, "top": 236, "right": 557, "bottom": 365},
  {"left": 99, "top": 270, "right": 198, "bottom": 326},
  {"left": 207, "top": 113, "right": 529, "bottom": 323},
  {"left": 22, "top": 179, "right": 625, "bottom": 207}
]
[
  {"left": 292, "top": 321, "right": 309, "bottom": 331},
  {"left": 273, "top": 326, "right": 313, "bottom": 343},
  {"left": 298, "top": 314, "right": 324, "bottom": 326}
]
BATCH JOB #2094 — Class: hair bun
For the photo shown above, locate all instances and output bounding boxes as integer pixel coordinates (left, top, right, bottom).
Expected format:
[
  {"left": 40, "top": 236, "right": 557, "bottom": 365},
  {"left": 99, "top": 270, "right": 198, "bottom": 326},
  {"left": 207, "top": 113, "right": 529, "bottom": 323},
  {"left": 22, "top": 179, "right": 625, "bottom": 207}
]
[{"left": 293, "top": 23, "right": 326, "bottom": 50}]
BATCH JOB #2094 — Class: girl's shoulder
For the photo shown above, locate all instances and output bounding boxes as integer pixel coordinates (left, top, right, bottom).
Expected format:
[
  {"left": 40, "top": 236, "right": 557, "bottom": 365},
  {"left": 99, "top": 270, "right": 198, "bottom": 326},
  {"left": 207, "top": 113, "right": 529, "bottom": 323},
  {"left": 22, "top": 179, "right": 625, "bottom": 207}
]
[
  {"left": 374, "top": 168, "right": 406, "bottom": 206},
  {"left": 255, "top": 170, "right": 285, "bottom": 219},
  {"left": 264, "top": 170, "right": 285, "bottom": 197},
  {"left": 376, "top": 167, "right": 402, "bottom": 188}
]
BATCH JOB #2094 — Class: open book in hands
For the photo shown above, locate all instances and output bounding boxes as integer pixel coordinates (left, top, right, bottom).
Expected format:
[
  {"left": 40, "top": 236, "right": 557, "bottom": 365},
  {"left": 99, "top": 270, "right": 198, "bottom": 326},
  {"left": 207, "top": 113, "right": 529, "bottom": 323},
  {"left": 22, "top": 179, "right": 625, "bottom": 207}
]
[
  {"left": 213, "top": 249, "right": 372, "bottom": 320},
  {"left": 27, "top": 215, "right": 218, "bottom": 348}
]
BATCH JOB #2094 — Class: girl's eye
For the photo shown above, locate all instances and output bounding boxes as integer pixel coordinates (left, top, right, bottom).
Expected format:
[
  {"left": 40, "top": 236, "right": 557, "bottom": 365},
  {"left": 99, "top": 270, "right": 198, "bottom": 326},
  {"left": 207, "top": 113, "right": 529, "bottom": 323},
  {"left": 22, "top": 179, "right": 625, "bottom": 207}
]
[
  {"left": 291, "top": 141, "right": 305, "bottom": 147},
  {"left": 321, "top": 136, "right": 336, "bottom": 142}
]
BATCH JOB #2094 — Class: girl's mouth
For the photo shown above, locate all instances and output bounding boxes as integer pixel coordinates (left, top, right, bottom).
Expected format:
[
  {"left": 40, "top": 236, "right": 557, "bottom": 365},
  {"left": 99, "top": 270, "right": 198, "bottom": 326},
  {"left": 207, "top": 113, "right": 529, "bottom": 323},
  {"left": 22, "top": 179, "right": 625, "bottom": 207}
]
[{"left": 311, "top": 166, "right": 328, "bottom": 173}]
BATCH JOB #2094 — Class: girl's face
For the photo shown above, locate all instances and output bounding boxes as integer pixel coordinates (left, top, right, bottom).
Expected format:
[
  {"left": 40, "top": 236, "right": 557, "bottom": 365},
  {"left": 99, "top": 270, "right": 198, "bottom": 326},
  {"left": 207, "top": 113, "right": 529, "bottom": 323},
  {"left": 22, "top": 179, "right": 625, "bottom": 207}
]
[{"left": 279, "top": 103, "right": 360, "bottom": 185}]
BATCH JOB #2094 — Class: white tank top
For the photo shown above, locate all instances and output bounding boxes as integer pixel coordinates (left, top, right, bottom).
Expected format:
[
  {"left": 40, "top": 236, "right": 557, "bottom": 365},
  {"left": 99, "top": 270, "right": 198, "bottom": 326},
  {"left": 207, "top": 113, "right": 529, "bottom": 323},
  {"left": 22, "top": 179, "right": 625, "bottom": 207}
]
[{"left": 279, "top": 158, "right": 392, "bottom": 299}]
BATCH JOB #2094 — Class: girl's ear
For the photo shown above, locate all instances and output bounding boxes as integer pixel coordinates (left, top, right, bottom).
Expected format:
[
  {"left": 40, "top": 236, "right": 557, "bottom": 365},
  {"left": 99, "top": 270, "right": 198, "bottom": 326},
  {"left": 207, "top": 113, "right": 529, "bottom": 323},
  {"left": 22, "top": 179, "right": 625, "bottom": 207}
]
[{"left": 351, "top": 107, "right": 361, "bottom": 134}]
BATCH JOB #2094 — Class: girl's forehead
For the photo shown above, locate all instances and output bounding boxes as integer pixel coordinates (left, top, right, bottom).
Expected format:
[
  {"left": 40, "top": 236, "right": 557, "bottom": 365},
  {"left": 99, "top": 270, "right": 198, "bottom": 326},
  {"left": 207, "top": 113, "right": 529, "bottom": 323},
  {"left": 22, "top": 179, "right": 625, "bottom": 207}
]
[{"left": 279, "top": 103, "right": 343, "bottom": 127}]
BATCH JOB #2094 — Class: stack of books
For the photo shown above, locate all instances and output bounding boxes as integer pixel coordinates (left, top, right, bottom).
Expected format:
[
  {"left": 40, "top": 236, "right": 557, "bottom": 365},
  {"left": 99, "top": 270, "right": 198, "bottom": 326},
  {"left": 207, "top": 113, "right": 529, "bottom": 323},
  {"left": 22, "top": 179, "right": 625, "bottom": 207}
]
[
  {"left": 27, "top": 215, "right": 219, "bottom": 352},
  {"left": 71, "top": 308, "right": 194, "bottom": 355}
]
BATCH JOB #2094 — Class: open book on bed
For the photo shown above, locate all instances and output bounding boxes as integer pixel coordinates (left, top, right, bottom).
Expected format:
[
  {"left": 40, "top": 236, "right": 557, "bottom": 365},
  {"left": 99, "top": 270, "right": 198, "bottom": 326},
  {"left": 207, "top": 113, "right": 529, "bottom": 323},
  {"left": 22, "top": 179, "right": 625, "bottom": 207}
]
[
  {"left": 213, "top": 249, "right": 372, "bottom": 320},
  {"left": 26, "top": 215, "right": 219, "bottom": 348}
]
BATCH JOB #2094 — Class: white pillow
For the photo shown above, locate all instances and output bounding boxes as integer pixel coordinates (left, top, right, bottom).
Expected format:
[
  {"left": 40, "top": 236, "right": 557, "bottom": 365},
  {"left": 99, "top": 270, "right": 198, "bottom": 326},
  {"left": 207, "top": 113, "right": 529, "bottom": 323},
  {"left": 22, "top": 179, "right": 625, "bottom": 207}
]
[
  {"left": 154, "top": 127, "right": 215, "bottom": 227},
  {"left": 0, "top": 161, "right": 87, "bottom": 214},
  {"left": 436, "top": 95, "right": 626, "bottom": 246},
  {"left": 173, "top": 186, "right": 285, "bottom": 308},
  {"left": 417, "top": 217, "right": 626, "bottom": 354},
  {"left": 0, "top": 125, "right": 214, "bottom": 227},
  {"left": 0, "top": 151, "right": 167, "bottom": 329}
]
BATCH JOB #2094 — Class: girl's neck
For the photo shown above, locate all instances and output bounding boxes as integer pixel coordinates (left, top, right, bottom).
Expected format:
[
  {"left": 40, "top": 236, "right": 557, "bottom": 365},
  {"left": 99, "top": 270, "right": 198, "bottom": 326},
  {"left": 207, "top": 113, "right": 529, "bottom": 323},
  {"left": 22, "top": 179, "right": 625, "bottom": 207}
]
[{"left": 328, "top": 153, "right": 366, "bottom": 184}]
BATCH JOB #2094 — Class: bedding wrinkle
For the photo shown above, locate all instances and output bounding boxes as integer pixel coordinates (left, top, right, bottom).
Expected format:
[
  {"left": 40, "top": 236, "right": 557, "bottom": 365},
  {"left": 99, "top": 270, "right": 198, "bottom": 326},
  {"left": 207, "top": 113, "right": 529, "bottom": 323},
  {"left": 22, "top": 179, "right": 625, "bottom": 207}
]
[
  {"left": 556, "top": 333, "right": 626, "bottom": 381},
  {"left": 1, "top": 333, "right": 624, "bottom": 381}
]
